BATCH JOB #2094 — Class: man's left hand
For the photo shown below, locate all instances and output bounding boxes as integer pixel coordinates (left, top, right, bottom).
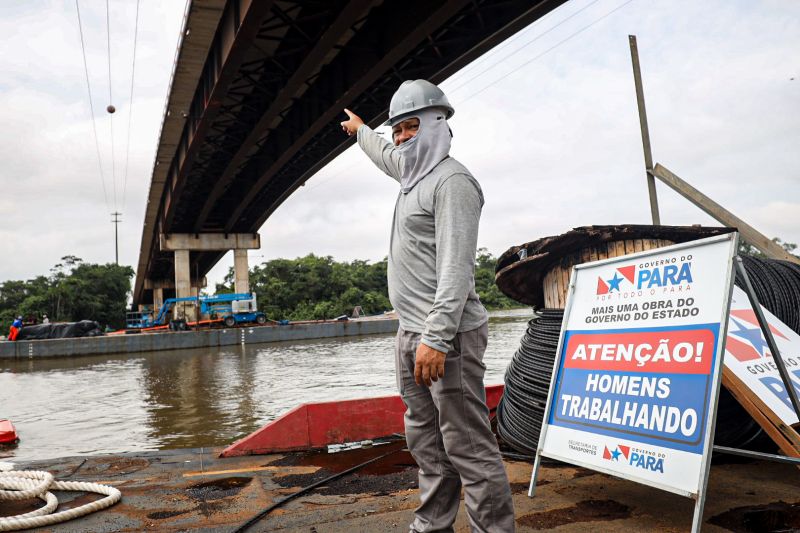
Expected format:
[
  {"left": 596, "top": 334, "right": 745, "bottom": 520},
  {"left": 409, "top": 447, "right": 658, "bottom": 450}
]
[{"left": 415, "top": 343, "right": 446, "bottom": 387}]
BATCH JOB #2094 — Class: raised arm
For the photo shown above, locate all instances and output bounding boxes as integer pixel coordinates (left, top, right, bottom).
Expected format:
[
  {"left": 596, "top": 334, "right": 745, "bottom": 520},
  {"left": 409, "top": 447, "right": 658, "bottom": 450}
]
[{"left": 341, "top": 109, "right": 402, "bottom": 182}]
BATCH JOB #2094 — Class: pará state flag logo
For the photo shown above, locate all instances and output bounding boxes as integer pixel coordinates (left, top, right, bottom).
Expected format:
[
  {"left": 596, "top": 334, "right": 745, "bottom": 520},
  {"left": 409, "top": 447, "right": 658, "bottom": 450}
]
[
  {"left": 597, "top": 266, "right": 636, "bottom": 295},
  {"left": 726, "top": 309, "right": 788, "bottom": 363},
  {"left": 602, "top": 444, "right": 630, "bottom": 461}
]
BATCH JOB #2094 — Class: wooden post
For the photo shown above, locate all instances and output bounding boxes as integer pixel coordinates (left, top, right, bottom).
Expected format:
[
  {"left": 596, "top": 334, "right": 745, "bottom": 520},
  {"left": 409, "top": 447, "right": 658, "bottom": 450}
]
[
  {"left": 629, "top": 35, "right": 661, "bottom": 225},
  {"left": 651, "top": 163, "right": 800, "bottom": 264}
]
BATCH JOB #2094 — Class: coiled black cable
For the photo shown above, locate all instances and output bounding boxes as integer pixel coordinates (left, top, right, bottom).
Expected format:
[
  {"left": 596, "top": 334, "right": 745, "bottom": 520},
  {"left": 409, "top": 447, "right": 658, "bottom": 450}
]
[
  {"left": 497, "top": 309, "right": 562, "bottom": 455},
  {"left": 735, "top": 256, "right": 800, "bottom": 335}
]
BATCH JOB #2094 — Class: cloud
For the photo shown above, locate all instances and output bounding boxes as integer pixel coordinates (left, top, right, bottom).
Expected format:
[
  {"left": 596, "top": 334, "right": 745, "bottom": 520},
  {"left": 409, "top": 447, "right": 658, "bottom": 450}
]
[
  {"left": 746, "top": 202, "right": 800, "bottom": 247},
  {"left": 0, "top": 0, "right": 183, "bottom": 281}
]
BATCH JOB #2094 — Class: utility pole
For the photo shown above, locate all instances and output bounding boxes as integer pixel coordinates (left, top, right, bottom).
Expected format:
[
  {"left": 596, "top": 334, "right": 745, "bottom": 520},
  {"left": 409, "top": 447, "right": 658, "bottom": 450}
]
[
  {"left": 111, "top": 211, "right": 122, "bottom": 265},
  {"left": 628, "top": 35, "right": 661, "bottom": 225}
]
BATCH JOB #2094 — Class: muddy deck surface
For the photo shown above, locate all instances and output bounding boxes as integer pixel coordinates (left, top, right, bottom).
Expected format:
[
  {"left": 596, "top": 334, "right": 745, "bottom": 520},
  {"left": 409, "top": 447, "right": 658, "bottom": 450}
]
[{"left": 3, "top": 443, "right": 799, "bottom": 532}]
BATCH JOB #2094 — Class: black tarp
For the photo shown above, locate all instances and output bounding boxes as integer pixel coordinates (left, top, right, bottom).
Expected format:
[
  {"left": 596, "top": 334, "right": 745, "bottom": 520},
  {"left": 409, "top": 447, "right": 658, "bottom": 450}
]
[{"left": 17, "top": 320, "right": 104, "bottom": 340}]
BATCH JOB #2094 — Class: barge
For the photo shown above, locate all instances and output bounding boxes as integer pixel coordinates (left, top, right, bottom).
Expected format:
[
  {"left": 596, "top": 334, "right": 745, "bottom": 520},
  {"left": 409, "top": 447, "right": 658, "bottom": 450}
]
[
  {"left": 0, "top": 316, "right": 398, "bottom": 360},
  {"left": 2, "top": 387, "right": 798, "bottom": 532}
]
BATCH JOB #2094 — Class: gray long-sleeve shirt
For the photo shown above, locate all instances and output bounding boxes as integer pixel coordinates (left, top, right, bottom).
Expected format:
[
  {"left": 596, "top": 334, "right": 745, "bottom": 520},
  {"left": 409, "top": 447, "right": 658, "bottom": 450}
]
[{"left": 357, "top": 125, "right": 488, "bottom": 353}]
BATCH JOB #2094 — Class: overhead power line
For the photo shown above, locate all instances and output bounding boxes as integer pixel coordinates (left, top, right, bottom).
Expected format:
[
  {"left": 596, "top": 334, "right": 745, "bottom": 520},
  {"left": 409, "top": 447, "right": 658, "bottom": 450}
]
[
  {"left": 106, "top": 0, "right": 118, "bottom": 212},
  {"left": 447, "top": 0, "right": 603, "bottom": 95},
  {"left": 456, "top": 0, "right": 638, "bottom": 105},
  {"left": 74, "top": 0, "right": 110, "bottom": 213},
  {"left": 122, "top": 0, "right": 141, "bottom": 215},
  {"left": 444, "top": 8, "right": 549, "bottom": 88}
]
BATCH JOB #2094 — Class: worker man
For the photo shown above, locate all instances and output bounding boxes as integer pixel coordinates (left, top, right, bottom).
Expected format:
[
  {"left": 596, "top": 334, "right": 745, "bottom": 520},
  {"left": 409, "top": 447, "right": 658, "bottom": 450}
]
[
  {"left": 341, "top": 80, "right": 514, "bottom": 532},
  {"left": 8, "top": 316, "right": 23, "bottom": 341}
]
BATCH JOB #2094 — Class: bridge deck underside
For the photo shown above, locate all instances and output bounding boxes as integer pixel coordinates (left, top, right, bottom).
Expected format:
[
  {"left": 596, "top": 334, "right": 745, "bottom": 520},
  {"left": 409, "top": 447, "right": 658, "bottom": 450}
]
[{"left": 135, "top": 0, "right": 567, "bottom": 305}]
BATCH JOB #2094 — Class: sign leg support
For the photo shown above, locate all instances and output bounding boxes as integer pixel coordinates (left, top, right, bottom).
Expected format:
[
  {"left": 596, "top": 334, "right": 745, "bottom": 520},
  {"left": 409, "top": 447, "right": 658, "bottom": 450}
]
[
  {"left": 713, "top": 445, "right": 800, "bottom": 465},
  {"left": 528, "top": 452, "right": 543, "bottom": 497},
  {"left": 691, "top": 494, "right": 707, "bottom": 533}
]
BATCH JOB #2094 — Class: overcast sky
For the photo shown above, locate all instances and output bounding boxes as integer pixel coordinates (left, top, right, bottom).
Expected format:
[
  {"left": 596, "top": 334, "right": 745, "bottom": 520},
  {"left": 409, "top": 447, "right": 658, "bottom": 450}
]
[{"left": 0, "top": 0, "right": 797, "bottom": 289}]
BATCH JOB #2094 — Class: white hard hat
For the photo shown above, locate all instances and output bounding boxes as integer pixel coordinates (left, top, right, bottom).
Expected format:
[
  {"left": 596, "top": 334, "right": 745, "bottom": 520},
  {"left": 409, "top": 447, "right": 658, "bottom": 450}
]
[{"left": 385, "top": 79, "right": 454, "bottom": 126}]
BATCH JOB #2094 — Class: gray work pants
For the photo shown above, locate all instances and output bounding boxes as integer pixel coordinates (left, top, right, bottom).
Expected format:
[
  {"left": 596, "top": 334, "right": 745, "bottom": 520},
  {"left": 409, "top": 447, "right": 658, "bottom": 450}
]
[{"left": 395, "top": 322, "right": 515, "bottom": 533}]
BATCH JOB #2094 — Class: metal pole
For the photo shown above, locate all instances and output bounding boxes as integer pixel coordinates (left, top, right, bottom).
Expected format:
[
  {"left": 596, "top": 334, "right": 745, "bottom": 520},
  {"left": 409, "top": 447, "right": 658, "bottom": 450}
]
[
  {"left": 735, "top": 257, "right": 800, "bottom": 421},
  {"left": 111, "top": 211, "right": 122, "bottom": 265},
  {"left": 713, "top": 445, "right": 800, "bottom": 465},
  {"left": 628, "top": 35, "right": 661, "bottom": 225}
]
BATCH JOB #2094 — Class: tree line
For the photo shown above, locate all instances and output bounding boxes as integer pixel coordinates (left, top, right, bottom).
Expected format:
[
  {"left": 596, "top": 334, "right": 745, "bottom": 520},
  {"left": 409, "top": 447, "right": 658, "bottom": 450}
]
[
  {"left": 7, "top": 239, "right": 790, "bottom": 331},
  {"left": 0, "top": 249, "right": 518, "bottom": 331},
  {"left": 0, "top": 256, "right": 134, "bottom": 331},
  {"left": 215, "top": 248, "right": 519, "bottom": 321}
]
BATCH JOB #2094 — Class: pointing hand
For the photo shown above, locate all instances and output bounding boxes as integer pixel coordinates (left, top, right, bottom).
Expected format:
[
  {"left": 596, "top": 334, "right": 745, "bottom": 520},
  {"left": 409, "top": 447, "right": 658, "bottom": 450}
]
[{"left": 341, "top": 108, "right": 364, "bottom": 136}]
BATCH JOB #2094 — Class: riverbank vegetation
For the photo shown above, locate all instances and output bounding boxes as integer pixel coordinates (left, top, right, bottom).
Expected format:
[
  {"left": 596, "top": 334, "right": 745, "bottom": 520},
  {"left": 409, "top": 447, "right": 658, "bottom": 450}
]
[
  {"left": 2, "top": 239, "right": 796, "bottom": 331},
  {"left": 0, "top": 256, "right": 134, "bottom": 330},
  {"left": 0, "top": 249, "right": 518, "bottom": 331},
  {"left": 215, "top": 248, "right": 520, "bottom": 321}
]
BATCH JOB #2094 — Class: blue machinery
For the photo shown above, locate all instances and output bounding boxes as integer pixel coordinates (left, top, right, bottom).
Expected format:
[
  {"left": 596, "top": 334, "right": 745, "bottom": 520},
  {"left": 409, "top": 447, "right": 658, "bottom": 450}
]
[{"left": 126, "top": 293, "right": 266, "bottom": 329}]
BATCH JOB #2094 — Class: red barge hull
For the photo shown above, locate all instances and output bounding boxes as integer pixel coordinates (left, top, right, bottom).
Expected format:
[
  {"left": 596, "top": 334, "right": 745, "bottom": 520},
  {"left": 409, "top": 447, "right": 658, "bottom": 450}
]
[{"left": 221, "top": 384, "right": 506, "bottom": 457}]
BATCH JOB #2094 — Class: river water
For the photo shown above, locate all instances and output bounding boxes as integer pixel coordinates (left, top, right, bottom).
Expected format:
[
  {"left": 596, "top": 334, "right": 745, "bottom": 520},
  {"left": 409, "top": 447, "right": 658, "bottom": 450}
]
[{"left": 0, "top": 309, "right": 532, "bottom": 462}]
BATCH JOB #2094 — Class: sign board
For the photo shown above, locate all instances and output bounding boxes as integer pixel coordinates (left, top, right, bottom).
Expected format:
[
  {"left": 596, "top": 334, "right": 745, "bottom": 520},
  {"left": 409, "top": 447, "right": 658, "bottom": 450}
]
[
  {"left": 531, "top": 233, "right": 737, "bottom": 504},
  {"left": 724, "top": 285, "right": 800, "bottom": 426}
]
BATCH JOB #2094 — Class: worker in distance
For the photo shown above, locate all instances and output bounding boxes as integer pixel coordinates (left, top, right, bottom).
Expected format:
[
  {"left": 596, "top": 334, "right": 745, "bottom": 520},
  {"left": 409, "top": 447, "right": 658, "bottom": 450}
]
[{"left": 341, "top": 80, "right": 514, "bottom": 532}]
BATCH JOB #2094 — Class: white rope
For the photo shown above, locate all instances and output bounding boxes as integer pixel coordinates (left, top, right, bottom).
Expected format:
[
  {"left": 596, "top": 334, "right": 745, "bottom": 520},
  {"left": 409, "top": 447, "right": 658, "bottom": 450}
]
[{"left": 0, "top": 463, "right": 121, "bottom": 531}]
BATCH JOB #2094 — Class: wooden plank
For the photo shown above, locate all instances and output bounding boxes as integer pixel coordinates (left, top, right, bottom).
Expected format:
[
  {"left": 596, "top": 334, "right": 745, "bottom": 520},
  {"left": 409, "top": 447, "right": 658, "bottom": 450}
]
[
  {"left": 543, "top": 271, "right": 551, "bottom": 309},
  {"left": 563, "top": 262, "right": 572, "bottom": 308},
  {"left": 652, "top": 163, "right": 799, "bottom": 264},
  {"left": 553, "top": 261, "right": 563, "bottom": 309},
  {"left": 722, "top": 369, "right": 800, "bottom": 458},
  {"left": 184, "top": 465, "right": 319, "bottom": 477},
  {"left": 615, "top": 240, "right": 626, "bottom": 259},
  {"left": 544, "top": 269, "right": 557, "bottom": 309},
  {"left": 551, "top": 271, "right": 559, "bottom": 309},
  {"left": 634, "top": 238, "right": 644, "bottom": 253},
  {"left": 551, "top": 268, "right": 560, "bottom": 309},
  {"left": 624, "top": 239, "right": 635, "bottom": 255}
]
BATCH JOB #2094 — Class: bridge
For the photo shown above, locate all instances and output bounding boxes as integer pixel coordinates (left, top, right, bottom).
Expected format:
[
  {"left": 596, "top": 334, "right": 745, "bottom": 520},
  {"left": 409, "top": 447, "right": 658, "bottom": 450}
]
[{"left": 133, "top": 0, "right": 568, "bottom": 316}]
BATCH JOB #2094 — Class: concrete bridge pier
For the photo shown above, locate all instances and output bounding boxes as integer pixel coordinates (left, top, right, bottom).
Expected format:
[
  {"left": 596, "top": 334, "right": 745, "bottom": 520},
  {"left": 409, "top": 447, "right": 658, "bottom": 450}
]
[
  {"left": 160, "top": 233, "right": 261, "bottom": 322},
  {"left": 233, "top": 249, "right": 250, "bottom": 294},
  {"left": 153, "top": 288, "right": 164, "bottom": 311},
  {"left": 144, "top": 277, "right": 206, "bottom": 321}
]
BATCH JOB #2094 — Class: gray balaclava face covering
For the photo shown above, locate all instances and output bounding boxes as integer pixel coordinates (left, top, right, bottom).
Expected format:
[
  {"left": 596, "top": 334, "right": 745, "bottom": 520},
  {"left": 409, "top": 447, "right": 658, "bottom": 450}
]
[{"left": 395, "top": 107, "right": 451, "bottom": 193}]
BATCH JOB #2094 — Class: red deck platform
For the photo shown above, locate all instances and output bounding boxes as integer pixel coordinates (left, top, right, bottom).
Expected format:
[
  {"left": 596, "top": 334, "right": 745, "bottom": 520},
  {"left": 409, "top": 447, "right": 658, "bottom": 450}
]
[{"left": 221, "top": 384, "right": 505, "bottom": 457}]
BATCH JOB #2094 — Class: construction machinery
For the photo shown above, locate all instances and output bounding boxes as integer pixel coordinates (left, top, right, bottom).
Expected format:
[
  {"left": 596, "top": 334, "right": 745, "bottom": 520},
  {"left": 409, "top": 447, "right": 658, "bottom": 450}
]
[{"left": 126, "top": 293, "right": 266, "bottom": 330}]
